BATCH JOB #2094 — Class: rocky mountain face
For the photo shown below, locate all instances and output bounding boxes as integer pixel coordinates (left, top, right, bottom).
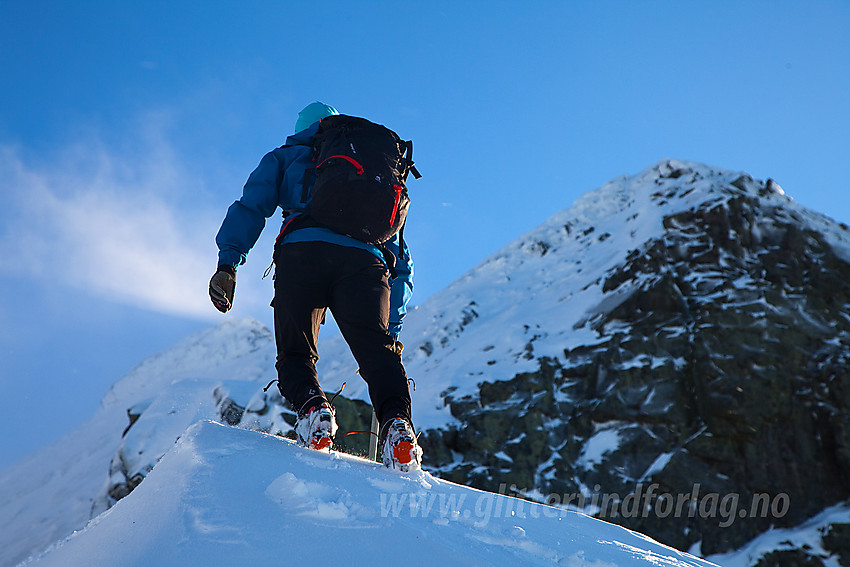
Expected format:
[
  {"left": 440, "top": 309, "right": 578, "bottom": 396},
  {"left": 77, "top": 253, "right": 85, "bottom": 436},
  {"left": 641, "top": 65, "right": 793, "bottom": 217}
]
[
  {"left": 96, "top": 160, "right": 850, "bottom": 565},
  {"left": 415, "top": 162, "right": 850, "bottom": 562}
]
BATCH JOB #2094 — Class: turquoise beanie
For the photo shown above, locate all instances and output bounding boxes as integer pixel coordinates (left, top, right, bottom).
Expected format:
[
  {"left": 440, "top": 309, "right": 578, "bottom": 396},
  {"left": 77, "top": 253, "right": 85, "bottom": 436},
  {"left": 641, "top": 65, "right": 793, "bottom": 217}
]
[{"left": 295, "top": 102, "right": 339, "bottom": 133}]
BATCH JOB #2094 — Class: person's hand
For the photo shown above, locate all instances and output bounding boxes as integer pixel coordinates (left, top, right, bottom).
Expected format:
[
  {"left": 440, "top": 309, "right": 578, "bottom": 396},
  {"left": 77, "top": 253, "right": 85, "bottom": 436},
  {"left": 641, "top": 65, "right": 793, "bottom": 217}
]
[{"left": 209, "top": 266, "right": 236, "bottom": 313}]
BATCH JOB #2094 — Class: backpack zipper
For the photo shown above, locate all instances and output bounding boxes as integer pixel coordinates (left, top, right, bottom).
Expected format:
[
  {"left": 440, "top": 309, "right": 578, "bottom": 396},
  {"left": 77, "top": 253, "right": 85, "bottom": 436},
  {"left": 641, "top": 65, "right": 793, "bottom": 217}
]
[{"left": 318, "top": 154, "right": 364, "bottom": 175}]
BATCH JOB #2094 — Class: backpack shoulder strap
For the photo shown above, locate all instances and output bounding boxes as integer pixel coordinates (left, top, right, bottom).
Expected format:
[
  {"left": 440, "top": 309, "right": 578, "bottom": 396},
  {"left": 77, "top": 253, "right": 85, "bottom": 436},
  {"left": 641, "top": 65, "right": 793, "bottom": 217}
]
[{"left": 277, "top": 140, "right": 317, "bottom": 205}]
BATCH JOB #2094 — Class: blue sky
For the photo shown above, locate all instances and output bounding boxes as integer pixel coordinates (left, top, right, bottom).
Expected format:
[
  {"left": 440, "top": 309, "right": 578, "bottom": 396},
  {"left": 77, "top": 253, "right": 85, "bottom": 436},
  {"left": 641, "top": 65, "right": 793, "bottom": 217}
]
[{"left": 2, "top": 1, "right": 848, "bottom": 470}]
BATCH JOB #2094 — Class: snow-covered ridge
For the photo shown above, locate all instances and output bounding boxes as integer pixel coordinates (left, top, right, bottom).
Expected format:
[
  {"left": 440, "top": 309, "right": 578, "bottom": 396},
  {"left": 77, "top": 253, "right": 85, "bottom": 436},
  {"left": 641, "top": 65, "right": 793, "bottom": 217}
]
[{"left": 21, "top": 420, "right": 719, "bottom": 567}]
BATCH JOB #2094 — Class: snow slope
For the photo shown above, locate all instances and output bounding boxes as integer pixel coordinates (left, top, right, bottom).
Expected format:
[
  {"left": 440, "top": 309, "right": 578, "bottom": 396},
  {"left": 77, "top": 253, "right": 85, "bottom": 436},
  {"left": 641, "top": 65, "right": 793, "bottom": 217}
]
[
  {"left": 0, "top": 408, "right": 125, "bottom": 566},
  {"left": 0, "top": 318, "right": 277, "bottom": 567},
  {"left": 21, "top": 420, "right": 718, "bottom": 567}
]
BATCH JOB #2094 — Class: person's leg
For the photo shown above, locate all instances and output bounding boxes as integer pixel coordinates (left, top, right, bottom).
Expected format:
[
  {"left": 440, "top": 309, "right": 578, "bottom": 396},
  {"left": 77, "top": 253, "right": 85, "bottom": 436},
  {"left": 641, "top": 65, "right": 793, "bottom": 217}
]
[
  {"left": 273, "top": 243, "right": 330, "bottom": 413},
  {"left": 328, "top": 247, "right": 412, "bottom": 426}
]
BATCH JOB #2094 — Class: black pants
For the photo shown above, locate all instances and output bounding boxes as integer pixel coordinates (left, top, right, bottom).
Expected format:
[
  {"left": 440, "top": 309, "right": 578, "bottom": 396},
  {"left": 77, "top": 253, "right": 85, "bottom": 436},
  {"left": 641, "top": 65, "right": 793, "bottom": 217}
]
[{"left": 273, "top": 241, "right": 411, "bottom": 425}]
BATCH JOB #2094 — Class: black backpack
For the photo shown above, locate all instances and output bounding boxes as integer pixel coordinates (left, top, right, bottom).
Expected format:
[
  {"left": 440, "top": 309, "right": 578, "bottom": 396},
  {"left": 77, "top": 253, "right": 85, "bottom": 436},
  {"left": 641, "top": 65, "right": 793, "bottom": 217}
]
[{"left": 304, "top": 115, "right": 421, "bottom": 244}]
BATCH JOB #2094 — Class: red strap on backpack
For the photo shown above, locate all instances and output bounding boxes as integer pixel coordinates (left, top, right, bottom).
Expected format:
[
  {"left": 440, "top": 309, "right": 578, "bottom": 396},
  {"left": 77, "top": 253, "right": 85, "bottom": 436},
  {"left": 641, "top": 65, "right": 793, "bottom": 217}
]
[{"left": 317, "top": 155, "right": 364, "bottom": 175}]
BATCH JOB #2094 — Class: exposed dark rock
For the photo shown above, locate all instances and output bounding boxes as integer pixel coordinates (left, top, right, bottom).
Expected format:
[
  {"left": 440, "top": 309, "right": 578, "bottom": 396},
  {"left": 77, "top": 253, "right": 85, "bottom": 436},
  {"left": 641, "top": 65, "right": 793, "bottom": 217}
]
[
  {"left": 822, "top": 523, "right": 850, "bottom": 566},
  {"left": 754, "top": 549, "right": 826, "bottom": 567}
]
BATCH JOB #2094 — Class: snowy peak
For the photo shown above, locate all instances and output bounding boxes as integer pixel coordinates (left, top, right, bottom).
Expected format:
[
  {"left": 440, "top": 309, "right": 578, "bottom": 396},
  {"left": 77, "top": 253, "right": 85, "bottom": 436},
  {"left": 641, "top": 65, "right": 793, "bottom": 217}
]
[
  {"left": 23, "top": 420, "right": 717, "bottom": 567},
  {"left": 324, "top": 159, "right": 850, "bottom": 428}
]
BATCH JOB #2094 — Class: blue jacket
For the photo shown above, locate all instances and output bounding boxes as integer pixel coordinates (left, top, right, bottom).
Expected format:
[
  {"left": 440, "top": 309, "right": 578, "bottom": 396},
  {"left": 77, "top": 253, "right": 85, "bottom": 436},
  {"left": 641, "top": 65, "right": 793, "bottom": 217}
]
[{"left": 215, "top": 122, "right": 414, "bottom": 339}]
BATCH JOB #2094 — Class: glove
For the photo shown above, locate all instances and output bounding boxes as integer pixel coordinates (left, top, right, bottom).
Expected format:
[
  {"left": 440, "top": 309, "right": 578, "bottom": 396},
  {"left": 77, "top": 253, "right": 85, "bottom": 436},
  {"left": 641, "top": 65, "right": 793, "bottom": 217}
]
[{"left": 209, "top": 266, "right": 236, "bottom": 313}]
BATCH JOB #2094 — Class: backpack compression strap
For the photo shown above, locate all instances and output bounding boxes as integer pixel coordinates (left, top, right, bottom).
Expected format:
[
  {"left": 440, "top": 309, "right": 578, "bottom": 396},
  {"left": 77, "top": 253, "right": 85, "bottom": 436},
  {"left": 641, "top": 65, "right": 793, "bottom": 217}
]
[{"left": 403, "top": 141, "right": 421, "bottom": 181}]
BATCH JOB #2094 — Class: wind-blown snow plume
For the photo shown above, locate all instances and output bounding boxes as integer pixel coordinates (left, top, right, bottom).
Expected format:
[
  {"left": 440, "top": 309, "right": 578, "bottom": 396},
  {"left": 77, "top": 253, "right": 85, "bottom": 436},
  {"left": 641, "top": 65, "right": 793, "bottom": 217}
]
[{"left": 0, "top": 130, "right": 220, "bottom": 319}]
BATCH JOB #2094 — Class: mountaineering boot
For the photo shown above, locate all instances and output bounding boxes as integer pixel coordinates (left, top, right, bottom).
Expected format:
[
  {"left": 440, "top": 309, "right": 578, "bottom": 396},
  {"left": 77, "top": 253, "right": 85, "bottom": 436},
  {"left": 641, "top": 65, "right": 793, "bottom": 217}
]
[
  {"left": 379, "top": 417, "right": 422, "bottom": 472},
  {"left": 295, "top": 400, "right": 338, "bottom": 451}
]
